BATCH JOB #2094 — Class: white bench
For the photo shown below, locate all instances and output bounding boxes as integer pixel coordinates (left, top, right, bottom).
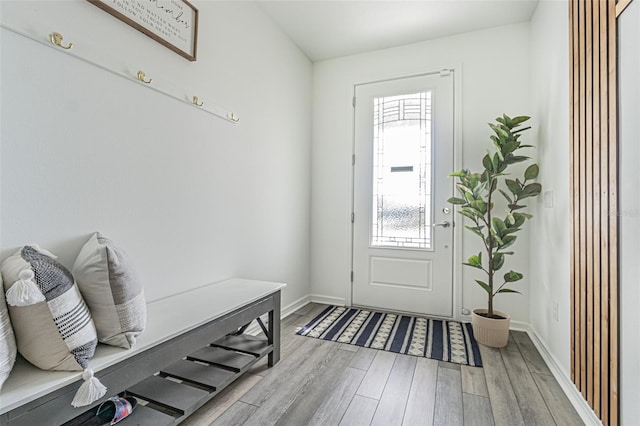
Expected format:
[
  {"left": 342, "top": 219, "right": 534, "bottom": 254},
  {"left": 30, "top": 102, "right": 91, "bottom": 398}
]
[{"left": 0, "top": 278, "right": 285, "bottom": 425}]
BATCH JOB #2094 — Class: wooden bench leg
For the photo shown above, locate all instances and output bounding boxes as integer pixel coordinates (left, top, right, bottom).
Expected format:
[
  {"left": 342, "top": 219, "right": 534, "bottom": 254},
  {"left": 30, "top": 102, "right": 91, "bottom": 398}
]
[{"left": 268, "top": 291, "right": 281, "bottom": 367}]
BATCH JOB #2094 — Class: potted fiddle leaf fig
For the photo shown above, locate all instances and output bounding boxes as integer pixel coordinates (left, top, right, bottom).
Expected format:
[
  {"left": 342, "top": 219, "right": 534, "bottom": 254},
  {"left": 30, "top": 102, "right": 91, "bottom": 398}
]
[{"left": 448, "top": 114, "right": 541, "bottom": 347}]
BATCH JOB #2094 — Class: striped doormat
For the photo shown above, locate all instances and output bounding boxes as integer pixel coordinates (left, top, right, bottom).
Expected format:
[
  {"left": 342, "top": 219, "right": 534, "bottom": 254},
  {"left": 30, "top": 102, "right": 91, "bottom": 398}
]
[{"left": 296, "top": 305, "right": 482, "bottom": 367}]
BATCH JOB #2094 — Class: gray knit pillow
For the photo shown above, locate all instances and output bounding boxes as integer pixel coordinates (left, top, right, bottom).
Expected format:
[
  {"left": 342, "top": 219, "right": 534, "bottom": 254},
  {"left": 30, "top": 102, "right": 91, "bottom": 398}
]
[
  {"left": 1, "top": 246, "right": 98, "bottom": 371},
  {"left": 0, "top": 274, "right": 17, "bottom": 389},
  {"left": 73, "top": 233, "right": 146, "bottom": 349}
]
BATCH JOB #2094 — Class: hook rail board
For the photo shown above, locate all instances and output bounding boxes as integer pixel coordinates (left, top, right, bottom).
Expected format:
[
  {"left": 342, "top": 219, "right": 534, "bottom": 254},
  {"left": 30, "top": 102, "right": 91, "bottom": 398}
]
[{"left": 1, "top": 24, "right": 240, "bottom": 124}]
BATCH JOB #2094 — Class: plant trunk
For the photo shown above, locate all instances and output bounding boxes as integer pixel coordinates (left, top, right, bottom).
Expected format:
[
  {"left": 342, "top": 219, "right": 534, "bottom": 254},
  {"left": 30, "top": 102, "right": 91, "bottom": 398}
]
[
  {"left": 487, "top": 180, "right": 495, "bottom": 318},
  {"left": 487, "top": 255, "right": 494, "bottom": 317}
]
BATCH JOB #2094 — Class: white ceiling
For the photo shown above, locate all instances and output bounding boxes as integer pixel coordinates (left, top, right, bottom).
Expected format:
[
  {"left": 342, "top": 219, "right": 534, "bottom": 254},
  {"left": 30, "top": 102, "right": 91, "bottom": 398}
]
[{"left": 257, "top": 0, "right": 540, "bottom": 62}]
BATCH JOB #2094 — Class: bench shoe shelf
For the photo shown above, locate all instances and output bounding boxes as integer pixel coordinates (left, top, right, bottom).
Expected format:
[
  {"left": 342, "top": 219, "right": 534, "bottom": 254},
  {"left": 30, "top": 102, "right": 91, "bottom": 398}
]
[
  {"left": 1, "top": 279, "right": 285, "bottom": 426},
  {"left": 101, "top": 334, "right": 269, "bottom": 425}
]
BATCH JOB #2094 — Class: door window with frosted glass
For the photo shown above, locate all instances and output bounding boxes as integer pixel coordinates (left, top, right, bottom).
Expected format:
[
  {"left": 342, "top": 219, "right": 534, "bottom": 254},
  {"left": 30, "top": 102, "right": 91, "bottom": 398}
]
[{"left": 371, "top": 91, "right": 433, "bottom": 249}]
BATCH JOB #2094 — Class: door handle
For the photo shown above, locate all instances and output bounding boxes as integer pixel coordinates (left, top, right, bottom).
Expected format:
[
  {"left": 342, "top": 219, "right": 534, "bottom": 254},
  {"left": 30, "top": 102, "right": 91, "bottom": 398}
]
[{"left": 432, "top": 221, "right": 451, "bottom": 228}]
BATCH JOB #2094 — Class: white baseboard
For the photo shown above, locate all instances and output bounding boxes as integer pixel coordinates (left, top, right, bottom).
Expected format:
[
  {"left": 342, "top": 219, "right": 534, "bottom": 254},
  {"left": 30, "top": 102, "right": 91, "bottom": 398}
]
[
  {"left": 309, "top": 294, "right": 346, "bottom": 306},
  {"left": 281, "top": 294, "right": 312, "bottom": 319},
  {"left": 510, "top": 320, "right": 529, "bottom": 331},
  {"left": 524, "top": 326, "right": 602, "bottom": 426}
]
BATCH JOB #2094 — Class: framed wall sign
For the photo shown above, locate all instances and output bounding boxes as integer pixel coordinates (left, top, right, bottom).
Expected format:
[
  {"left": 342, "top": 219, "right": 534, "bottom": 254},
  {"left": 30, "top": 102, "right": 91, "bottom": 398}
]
[{"left": 88, "top": 0, "right": 198, "bottom": 61}]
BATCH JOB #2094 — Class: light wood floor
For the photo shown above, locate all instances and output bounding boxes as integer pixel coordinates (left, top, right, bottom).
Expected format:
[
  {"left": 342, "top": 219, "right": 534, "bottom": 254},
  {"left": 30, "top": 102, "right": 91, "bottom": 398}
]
[{"left": 182, "top": 303, "right": 583, "bottom": 426}]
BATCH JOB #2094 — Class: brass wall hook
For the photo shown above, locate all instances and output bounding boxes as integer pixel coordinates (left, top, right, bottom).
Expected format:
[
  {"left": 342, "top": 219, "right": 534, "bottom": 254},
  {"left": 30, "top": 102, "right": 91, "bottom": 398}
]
[
  {"left": 49, "top": 32, "right": 73, "bottom": 49},
  {"left": 228, "top": 113, "right": 239, "bottom": 122},
  {"left": 136, "top": 71, "right": 152, "bottom": 84},
  {"left": 192, "top": 96, "right": 204, "bottom": 107}
]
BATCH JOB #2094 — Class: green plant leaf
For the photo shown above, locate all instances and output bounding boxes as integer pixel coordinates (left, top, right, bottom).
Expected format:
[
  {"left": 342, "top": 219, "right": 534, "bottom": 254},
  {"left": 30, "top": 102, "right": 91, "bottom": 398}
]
[
  {"left": 492, "top": 217, "right": 507, "bottom": 237},
  {"left": 510, "top": 115, "right": 530, "bottom": 125},
  {"left": 456, "top": 182, "right": 473, "bottom": 194},
  {"left": 499, "top": 235, "right": 517, "bottom": 250},
  {"left": 448, "top": 197, "right": 467, "bottom": 205},
  {"left": 497, "top": 288, "right": 522, "bottom": 294},
  {"left": 470, "top": 200, "right": 487, "bottom": 214},
  {"left": 492, "top": 153, "right": 500, "bottom": 170},
  {"left": 461, "top": 207, "right": 486, "bottom": 223},
  {"left": 512, "top": 213, "right": 526, "bottom": 228},
  {"left": 480, "top": 170, "right": 490, "bottom": 184},
  {"left": 465, "top": 225, "right": 485, "bottom": 238},
  {"left": 503, "top": 155, "right": 530, "bottom": 165},
  {"left": 503, "top": 226, "right": 521, "bottom": 235},
  {"left": 505, "top": 213, "right": 514, "bottom": 227},
  {"left": 482, "top": 154, "right": 493, "bottom": 171},
  {"left": 520, "top": 183, "right": 542, "bottom": 198},
  {"left": 491, "top": 233, "right": 505, "bottom": 247},
  {"left": 492, "top": 253, "right": 505, "bottom": 271},
  {"left": 449, "top": 170, "right": 468, "bottom": 178},
  {"left": 458, "top": 209, "right": 479, "bottom": 222},
  {"left": 475, "top": 280, "right": 492, "bottom": 294},
  {"left": 495, "top": 126, "right": 510, "bottom": 141},
  {"left": 503, "top": 141, "right": 520, "bottom": 155},
  {"left": 464, "top": 253, "right": 483, "bottom": 269},
  {"left": 489, "top": 123, "right": 505, "bottom": 137},
  {"left": 506, "top": 179, "right": 521, "bottom": 196},
  {"left": 524, "top": 164, "right": 539, "bottom": 180},
  {"left": 464, "top": 191, "right": 475, "bottom": 204},
  {"left": 504, "top": 270, "right": 524, "bottom": 282}
]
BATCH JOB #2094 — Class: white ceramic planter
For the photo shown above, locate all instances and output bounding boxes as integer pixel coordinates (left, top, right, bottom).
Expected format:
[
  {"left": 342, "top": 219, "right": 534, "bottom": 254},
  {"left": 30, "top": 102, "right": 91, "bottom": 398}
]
[{"left": 471, "top": 308, "right": 511, "bottom": 348}]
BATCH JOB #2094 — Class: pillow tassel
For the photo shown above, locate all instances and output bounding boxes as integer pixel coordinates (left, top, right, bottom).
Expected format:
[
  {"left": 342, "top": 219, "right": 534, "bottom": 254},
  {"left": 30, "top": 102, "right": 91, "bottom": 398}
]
[
  {"left": 71, "top": 369, "right": 107, "bottom": 407},
  {"left": 6, "top": 269, "right": 45, "bottom": 306}
]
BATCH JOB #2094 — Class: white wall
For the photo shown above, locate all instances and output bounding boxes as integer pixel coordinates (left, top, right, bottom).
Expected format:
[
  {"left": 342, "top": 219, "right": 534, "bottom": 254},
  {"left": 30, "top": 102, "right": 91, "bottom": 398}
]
[
  {"left": 311, "top": 23, "right": 532, "bottom": 322},
  {"left": 531, "top": 2, "right": 640, "bottom": 423},
  {"left": 618, "top": 1, "right": 640, "bottom": 422},
  {"left": 0, "top": 1, "right": 312, "bottom": 308},
  {"left": 530, "top": 5, "right": 640, "bottom": 423},
  {"left": 528, "top": 1, "right": 571, "bottom": 376}
]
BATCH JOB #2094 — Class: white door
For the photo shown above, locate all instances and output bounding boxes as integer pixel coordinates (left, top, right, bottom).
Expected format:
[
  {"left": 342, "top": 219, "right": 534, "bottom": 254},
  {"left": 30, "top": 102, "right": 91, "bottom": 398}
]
[{"left": 352, "top": 72, "right": 455, "bottom": 317}]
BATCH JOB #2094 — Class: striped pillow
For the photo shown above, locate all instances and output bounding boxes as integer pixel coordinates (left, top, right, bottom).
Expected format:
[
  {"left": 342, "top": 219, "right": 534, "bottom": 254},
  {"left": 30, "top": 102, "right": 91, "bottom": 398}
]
[
  {"left": 0, "top": 274, "right": 17, "bottom": 389},
  {"left": 73, "top": 233, "right": 146, "bottom": 349},
  {"left": 1, "top": 246, "right": 98, "bottom": 371}
]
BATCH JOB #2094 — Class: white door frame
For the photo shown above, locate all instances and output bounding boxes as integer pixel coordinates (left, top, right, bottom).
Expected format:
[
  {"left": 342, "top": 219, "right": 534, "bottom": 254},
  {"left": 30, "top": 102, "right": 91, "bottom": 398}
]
[{"left": 346, "top": 66, "right": 464, "bottom": 321}]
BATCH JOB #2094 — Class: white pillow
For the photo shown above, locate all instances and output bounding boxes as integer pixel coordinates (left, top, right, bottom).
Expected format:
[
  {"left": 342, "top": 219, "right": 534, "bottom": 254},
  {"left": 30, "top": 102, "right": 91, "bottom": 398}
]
[
  {"left": 1, "top": 245, "right": 98, "bottom": 371},
  {"left": 0, "top": 273, "right": 17, "bottom": 390},
  {"left": 73, "top": 233, "right": 146, "bottom": 349}
]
